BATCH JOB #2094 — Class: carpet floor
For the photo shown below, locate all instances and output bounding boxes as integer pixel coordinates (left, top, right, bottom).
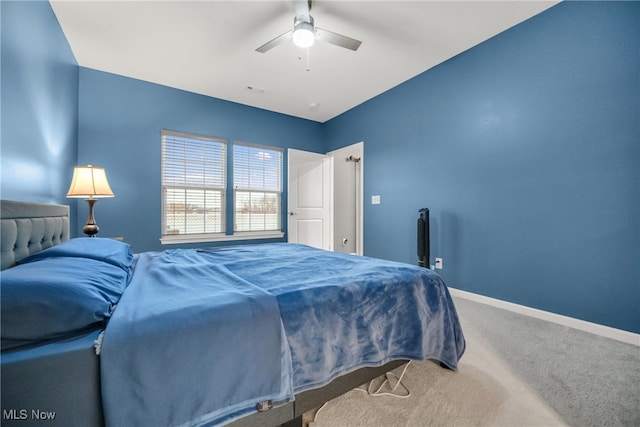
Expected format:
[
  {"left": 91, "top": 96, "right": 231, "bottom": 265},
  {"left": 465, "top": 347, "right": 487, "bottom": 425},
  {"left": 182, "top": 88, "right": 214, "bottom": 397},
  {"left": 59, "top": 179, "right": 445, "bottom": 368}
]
[{"left": 309, "top": 296, "right": 639, "bottom": 427}]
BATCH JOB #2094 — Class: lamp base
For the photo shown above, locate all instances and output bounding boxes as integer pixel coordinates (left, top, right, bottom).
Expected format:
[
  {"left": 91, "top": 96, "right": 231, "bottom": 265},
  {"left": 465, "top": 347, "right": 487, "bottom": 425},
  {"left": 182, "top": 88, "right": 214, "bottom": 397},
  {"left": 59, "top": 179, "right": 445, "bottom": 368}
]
[
  {"left": 84, "top": 198, "right": 100, "bottom": 237},
  {"left": 83, "top": 223, "right": 100, "bottom": 237}
]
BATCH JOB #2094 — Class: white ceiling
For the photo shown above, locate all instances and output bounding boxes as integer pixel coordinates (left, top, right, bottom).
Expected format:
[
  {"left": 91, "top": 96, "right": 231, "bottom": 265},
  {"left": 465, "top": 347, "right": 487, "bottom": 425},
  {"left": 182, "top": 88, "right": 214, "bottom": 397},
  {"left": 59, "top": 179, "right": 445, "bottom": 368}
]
[{"left": 50, "top": 0, "right": 558, "bottom": 123}]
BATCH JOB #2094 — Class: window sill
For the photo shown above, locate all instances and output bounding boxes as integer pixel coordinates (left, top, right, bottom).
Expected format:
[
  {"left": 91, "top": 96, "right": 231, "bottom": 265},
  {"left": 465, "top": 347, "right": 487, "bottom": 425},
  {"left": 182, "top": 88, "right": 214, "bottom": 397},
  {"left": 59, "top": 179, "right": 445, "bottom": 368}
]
[{"left": 160, "top": 231, "right": 285, "bottom": 245}]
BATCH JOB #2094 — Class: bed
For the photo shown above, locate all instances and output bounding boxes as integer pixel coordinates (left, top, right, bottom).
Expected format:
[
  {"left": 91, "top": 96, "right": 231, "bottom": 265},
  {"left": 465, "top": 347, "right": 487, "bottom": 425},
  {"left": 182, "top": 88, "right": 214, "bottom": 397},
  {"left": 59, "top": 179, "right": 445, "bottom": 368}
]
[{"left": 1, "top": 199, "right": 465, "bottom": 427}]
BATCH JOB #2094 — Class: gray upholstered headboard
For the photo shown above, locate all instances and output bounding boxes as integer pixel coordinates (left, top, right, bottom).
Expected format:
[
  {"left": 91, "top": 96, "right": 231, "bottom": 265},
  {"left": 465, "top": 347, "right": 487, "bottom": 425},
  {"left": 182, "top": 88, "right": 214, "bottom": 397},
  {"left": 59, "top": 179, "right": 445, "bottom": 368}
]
[{"left": 1, "top": 200, "right": 70, "bottom": 270}]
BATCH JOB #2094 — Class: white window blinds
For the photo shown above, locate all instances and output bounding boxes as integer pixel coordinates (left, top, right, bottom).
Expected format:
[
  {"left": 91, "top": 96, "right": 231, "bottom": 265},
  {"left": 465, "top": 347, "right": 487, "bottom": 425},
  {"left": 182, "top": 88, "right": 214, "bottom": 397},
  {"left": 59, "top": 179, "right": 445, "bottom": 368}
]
[
  {"left": 161, "top": 130, "right": 226, "bottom": 237},
  {"left": 233, "top": 142, "right": 283, "bottom": 232}
]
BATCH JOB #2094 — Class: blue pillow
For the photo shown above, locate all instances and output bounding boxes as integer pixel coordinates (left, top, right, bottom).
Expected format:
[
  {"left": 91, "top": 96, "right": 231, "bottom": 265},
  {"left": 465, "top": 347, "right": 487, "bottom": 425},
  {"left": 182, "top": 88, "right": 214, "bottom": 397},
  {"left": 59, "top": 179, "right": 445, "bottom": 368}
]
[
  {"left": 21, "top": 237, "right": 133, "bottom": 273},
  {"left": 1, "top": 239, "right": 133, "bottom": 351}
]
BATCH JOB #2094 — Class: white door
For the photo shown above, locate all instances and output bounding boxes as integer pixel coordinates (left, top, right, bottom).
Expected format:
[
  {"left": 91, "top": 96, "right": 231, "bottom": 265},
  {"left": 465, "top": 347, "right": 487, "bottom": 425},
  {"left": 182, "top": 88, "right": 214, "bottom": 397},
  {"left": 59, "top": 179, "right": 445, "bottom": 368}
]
[{"left": 288, "top": 149, "right": 333, "bottom": 250}]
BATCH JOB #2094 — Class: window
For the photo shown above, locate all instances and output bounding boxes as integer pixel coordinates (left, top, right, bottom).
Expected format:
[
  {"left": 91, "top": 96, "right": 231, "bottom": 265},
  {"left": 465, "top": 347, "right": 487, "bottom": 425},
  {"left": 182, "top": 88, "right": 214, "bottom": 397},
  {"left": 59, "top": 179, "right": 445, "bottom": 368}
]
[
  {"left": 161, "top": 130, "right": 226, "bottom": 241},
  {"left": 161, "top": 131, "right": 284, "bottom": 244},
  {"left": 234, "top": 142, "right": 283, "bottom": 233}
]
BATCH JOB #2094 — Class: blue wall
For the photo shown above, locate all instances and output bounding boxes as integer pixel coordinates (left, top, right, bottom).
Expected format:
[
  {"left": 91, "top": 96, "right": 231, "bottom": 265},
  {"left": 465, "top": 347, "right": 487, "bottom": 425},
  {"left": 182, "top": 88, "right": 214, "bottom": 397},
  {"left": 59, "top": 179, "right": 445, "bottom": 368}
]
[
  {"left": 1, "top": 0, "right": 78, "bottom": 221},
  {"left": 77, "top": 68, "right": 324, "bottom": 252},
  {"left": 325, "top": 1, "right": 640, "bottom": 333}
]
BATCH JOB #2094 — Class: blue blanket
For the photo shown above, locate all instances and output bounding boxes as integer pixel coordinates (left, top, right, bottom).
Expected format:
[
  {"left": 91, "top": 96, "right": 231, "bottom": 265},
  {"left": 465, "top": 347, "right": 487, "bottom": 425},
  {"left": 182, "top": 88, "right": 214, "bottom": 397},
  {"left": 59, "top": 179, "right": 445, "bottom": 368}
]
[
  {"left": 101, "top": 243, "right": 465, "bottom": 426},
  {"left": 199, "top": 244, "right": 466, "bottom": 392},
  {"left": 100, "top": 249, "right": 293, "bottom": 427}
]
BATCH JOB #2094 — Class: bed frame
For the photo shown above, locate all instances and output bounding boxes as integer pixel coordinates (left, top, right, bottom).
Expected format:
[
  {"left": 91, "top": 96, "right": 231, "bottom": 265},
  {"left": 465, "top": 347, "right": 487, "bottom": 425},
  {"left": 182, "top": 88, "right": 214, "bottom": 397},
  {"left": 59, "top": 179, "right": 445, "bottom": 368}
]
[
  {"left": 230, "top": 359, "right": 406, "bottom": 427},
  {"left": 0, "top": 199, "right": 405, "bottom": 427}
]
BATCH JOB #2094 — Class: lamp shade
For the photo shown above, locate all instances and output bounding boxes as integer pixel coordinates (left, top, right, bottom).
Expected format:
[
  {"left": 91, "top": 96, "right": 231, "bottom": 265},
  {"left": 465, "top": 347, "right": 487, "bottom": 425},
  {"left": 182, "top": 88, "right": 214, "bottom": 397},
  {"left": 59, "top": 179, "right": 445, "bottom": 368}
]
[{"left": 66, "top": 165, "right": 114, "bottom": 198}]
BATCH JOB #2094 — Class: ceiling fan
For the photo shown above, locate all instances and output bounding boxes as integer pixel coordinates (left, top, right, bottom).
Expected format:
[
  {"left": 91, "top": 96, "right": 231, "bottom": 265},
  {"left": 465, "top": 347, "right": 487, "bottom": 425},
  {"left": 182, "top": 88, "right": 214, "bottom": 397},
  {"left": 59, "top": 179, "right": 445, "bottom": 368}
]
[{"left": 256, "top": 0, "right": 362, "bottom": 53}]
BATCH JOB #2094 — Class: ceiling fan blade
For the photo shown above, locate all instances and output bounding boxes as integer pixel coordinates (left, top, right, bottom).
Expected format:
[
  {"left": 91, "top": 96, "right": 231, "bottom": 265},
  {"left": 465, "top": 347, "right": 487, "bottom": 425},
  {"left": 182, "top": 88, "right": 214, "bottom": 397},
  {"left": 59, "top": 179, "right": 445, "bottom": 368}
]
[
  {"left": 256, "top": 30, "right": 293, "bottom": 53},
  {"left": 315, "top": 27, "right": 362, "bottom": 51}
]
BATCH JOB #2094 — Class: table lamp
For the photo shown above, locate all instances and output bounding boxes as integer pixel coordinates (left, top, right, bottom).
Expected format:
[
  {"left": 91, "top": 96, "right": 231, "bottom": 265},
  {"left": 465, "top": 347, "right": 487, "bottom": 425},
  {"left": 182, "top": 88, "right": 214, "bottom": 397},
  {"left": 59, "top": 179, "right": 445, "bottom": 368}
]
[{"left": 66, "top": 165, "right": 114, "bottom": 236}]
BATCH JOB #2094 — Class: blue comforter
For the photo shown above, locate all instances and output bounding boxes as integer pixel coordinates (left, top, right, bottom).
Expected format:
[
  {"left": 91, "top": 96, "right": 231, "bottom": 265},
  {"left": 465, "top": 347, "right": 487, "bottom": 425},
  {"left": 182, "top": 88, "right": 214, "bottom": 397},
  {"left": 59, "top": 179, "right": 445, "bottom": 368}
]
[{"left": 100, "top": 243, "right": 465, "bottom": 427}]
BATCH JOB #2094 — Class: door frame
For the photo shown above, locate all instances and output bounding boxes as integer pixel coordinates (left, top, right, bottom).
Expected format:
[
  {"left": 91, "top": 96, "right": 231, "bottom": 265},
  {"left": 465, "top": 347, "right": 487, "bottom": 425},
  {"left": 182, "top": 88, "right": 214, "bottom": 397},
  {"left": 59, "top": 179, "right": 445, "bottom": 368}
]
[
  {"left": 287, "top": 142, "right": 364, "bottom": 254},
  {"left": 327, "top": 142, "right": 364, "bottom": 255}
]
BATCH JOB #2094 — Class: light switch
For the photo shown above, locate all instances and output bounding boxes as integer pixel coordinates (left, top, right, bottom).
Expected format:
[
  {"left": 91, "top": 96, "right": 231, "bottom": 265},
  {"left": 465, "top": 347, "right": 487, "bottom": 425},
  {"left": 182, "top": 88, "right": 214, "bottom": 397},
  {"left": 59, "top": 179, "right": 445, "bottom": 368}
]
[{"left": 371, "top": 195, "right": 381, "bottom": 205}]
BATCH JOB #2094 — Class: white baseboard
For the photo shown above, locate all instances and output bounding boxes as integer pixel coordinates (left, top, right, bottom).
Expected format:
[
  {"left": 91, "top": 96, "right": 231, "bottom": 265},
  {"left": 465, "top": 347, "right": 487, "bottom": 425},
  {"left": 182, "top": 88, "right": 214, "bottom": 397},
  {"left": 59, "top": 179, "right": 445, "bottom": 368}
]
[{"left": 449, "top": 288, "right": 640, "bottom": 347}]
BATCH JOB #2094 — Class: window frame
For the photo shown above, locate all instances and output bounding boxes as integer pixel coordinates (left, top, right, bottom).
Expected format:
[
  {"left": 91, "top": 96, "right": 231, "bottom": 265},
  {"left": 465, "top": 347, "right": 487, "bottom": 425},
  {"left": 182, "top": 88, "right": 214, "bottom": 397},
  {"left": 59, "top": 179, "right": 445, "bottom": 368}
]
[
  {"left": 160, "top": 131, "right": 284, "bottom": 245},
  {"left": 160, "top": 130, "right": 227, "bottom": 244},
  {"left": 233, "top": 141, "right": 284, "bottom": 235}
]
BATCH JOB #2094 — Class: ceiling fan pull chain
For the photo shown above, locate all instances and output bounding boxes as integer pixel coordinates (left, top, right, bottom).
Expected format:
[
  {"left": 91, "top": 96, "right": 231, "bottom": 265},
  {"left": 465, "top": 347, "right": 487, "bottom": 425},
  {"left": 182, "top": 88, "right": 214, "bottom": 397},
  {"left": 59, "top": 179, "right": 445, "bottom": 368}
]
[{"left": 306, "top": 47, "right": 311, "bottom": 72}]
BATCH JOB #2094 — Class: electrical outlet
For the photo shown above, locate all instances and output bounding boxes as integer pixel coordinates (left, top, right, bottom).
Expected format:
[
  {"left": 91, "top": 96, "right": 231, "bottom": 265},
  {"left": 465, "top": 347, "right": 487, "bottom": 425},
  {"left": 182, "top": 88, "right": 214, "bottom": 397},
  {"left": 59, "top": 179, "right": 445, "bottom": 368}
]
[{"left": 435, "top": 257, "right": 443, "bottom": 269}]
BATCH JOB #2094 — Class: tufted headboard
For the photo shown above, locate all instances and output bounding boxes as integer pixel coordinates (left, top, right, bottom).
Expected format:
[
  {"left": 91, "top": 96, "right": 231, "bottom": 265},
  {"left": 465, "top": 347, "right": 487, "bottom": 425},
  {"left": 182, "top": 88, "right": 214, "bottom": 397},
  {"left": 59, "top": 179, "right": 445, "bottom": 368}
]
[{"left": 1, "top": 200, "right": 70, "bottom": 270}]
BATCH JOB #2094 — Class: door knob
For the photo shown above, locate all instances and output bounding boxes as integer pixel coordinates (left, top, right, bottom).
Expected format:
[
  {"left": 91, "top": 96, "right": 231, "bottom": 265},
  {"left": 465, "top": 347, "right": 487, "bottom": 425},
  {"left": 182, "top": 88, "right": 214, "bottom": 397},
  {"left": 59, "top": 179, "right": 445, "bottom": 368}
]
[{"left": 289, "top": 211, "right": 297, "bottom": 216}]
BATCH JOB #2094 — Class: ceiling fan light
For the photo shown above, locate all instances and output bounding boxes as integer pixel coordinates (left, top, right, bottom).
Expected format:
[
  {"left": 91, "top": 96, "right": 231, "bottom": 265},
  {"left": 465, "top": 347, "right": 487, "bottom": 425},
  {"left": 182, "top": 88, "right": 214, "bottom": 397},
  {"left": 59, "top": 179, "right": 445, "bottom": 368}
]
[{"left": 293, "top": 20, "right": 315, "bottom": 48}]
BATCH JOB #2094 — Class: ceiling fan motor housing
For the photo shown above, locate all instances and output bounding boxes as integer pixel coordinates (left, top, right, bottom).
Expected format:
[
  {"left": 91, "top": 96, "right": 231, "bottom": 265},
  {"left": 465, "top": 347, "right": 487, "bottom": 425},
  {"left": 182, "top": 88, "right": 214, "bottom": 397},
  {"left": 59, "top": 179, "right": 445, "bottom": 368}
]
[{"left": 293, "top": 15, "right": 315, "bottom": 48}]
